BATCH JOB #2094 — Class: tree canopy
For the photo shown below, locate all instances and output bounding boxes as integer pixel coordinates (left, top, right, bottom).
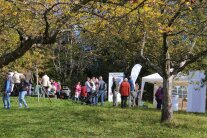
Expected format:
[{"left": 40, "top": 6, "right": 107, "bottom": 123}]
[{"left": 0, "top": 0, "right": 207, "bottom": 123}]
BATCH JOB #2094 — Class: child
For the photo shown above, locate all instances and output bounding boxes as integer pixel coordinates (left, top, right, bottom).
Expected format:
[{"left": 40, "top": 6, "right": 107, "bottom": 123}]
[{"left": 75, "top": 82, "right": 81, "bottom": 102}]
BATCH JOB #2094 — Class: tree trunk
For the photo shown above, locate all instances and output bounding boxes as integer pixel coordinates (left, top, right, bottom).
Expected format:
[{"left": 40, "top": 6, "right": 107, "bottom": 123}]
[{"left": 161, "top": 75, "right": 173, "bottom": 122}]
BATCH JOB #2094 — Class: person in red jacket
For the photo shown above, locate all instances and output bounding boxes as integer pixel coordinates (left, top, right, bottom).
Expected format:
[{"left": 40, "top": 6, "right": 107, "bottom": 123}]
[
  {"left": 119, "top": 78, "right": 130, "bottom": 108},
  {"left": 80, "top": 85, "right": 87, "bottom": 104}
]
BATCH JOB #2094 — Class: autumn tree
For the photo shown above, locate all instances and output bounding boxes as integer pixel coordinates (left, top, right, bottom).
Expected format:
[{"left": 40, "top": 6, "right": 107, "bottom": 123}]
[
  {"left": 138, "top": 0, "right": 207, "bottom": 122},
  {"left": 51, "top": 30, "right": 95, "bottom": 84},
  {"left": 80, "top": 0, "right": 207, "bottom": 123},
  {"left": 0, "top": 0, "right": 100, "bottom": 68},
  {"left": 1, "top": 0, "right": 206, "bottom": 123},
  {"left": 0, "top": 0, "right": 143, "bottom": 81}
]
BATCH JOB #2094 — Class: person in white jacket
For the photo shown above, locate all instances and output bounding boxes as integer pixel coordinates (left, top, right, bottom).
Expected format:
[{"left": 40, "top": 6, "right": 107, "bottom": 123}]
[
  {"left": 41, "top": 74, "right": 50, "bottom": 96},
  {"left": 12, "top": 71, "right": 22, "bottom": 96}
]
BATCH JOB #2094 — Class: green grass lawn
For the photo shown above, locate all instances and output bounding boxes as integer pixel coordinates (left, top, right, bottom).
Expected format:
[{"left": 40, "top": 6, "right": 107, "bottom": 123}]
[{"left": 0, "top": 97, "right": 207, "bottom": 138}]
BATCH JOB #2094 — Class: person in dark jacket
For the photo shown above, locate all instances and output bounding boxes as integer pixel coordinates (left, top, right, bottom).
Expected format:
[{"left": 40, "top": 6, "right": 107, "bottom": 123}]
[
  {"left": 3, "top": 73, "right": 13, "bottom": 109},
  {"left": 85, "top": 77, "right": 92, "bottom": 104},
  {"left": 119, "top": 78, "right": 130, "bottom": 108},
  {"left": 19, "top": 77, "right": 30, "bottom": 108},
  {"left": 155, "top": 86, "right": 164, "bottom": 110},
  {"left": 111, "top": 77, "right": 119, "bottom": 107},
  {"left": 97, "top": 76, "right": 106, "bottom": 106}
]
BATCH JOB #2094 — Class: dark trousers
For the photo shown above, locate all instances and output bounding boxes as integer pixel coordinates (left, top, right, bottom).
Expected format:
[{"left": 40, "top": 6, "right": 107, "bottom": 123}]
[
  {"left": 56, "top": 91, "right": 61, "bottom": 99},
  {"left": 86, "top": 92, "right": 92, "bottom": 104},
  {"left": 156, "top": 99, "right": 162, "bottom": 109},
  {"left": 13, "top": 83, "right": 20, "bottom": 96},
  {"left": 121, "top": 96, "right": 128, "bottom": 108}
]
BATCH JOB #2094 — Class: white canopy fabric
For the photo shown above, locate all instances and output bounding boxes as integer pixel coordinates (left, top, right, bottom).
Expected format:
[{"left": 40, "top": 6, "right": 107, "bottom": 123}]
[
  {"left": 142, "top": 73, "right": 162, "bottom": 84},
  {"left": 140, "top": 73, "right": 188, "bottom": 103}
]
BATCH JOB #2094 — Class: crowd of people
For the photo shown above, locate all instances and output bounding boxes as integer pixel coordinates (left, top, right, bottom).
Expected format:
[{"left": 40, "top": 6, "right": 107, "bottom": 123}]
[
  {"left": 75, "top": 76, "right": 106, "bottom": 106},
  {"left": 73, "top": 76, "right": 142, "bottom": 108},
  {"left": 40, "top": 74, "right": 107, "bottom": 106},
  {"left": 113, "top": 76, "right": 141, "bottom": 108},
  {"left": 2, "top": 71, "right": 63, "bottom": 109},
  {"left": 2, "top": 70, "right": 143, "bottom": 109},
  {"left": 2, "top": 71, "right": 108, "bottom": 109},
  {"left": 41, "top": 74, "right": 62, "bottom": 98},
  {"left": 3, "top": 71, "right": 30, "bottom": 109}
]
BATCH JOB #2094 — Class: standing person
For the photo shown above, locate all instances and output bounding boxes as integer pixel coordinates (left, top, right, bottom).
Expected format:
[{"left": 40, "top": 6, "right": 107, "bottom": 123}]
[
  {"left": 56, "top": 82, "right": 62, "bottom": 99},
  {"left": 41, "top": 74, "right": 50, "bottom": 96},
  {"left": 111, "top": 77, "right": 119, "bottom": 107},
  {"left": 94, "top": 78, "right": 99, "bottom": 105},
  {"left": 135, "top": 83, "right": 141, "bottom": 106},
  {"left": 98, "top": 76, "right": 105, "bottom": 106},
  {"left": 3, "top": 73, "right": 13, "bottom": 109},
  {"left": 91, "top": 77, "right": 96, "bottom": 105},
  {"left": 80, "top": 85, "right": 87, "bottom": 104},
  {"left": 50, "top": 81, "right": 57, "bottom": 95},
  {"left": 25, "top": 71, "right": 33, "bottom": 95},
  {"left": 12, "top": 71, "right": 21, "bottom": 96},
  {"left": 120, "top": 78, "right": 130, "bottom": 108},
  {"left": 128, "top": 76, "right": 135, "bottom": 107},
  {"left": 155, "top": 86, "right": 164, "bottom": 110},
  {"left": 8, "top": 72, "right": 14, "bottom": 94},
  {"left": 19, "top": 77, "right": 30, "bottom": 108},
  {"left": 75, "top": 82, "right": 81, "bottom": 102},
  {"left": 47, "top": 80, "right": 52, "bottom": 96},
  {"left": 85, "top": 77, "right": 92, "bottom": 104}
]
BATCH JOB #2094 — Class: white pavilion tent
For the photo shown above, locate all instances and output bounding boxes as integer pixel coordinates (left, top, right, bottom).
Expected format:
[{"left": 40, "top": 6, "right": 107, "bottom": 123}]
[{"left": 140, "top": 73, "right": 189, "bottom": 108}]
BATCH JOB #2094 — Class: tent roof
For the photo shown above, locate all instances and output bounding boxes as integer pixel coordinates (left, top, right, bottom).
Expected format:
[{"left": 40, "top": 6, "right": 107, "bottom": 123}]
[
  {"left": 142, "top": 73, "right": 162, "bottom": 84},
  {"left": 142, "top": 73, "right": 188, "bottom": 86}
]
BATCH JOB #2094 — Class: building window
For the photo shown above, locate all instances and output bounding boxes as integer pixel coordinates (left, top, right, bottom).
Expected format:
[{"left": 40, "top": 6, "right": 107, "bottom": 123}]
[{"left": 172, "top": 86, "right": 187, "bottom": 98}]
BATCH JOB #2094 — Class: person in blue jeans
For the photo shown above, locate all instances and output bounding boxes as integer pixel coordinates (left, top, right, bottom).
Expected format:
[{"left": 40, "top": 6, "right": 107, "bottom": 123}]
[
  {"left": 128, "top": 76, "right": 135, "bottom": 107},
  {"left": 19, "top": 77, "right": 30, "bottom": 108},
  {"left": 97, "top": 76, "right": 105, "bottom": 106},
  {"left": 3, "top": 73, "right": 13, "bottom": 109}
]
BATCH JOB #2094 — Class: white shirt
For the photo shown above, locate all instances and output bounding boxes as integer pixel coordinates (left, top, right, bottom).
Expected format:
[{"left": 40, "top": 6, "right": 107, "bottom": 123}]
[
  {"left": 13, "top": 72, "right": 21, "bottom": 83},
  {"left": 42, "top": 75, "right": 50, "bottom": 87}
]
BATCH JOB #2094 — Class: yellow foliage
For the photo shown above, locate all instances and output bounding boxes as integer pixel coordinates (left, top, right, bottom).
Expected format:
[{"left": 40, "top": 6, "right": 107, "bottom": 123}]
[
  {"left": 12, "top": 12, "right": 18, "bottom": 16},
  {"left": 46, "top": 0, "right": 55, "bottom": 3}
]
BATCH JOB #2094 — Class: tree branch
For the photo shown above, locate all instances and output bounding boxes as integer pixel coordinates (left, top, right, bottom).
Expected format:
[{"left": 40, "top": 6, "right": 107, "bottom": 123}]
[
  {"left": 168, "top": 9, "right": 181, "bottom": 27},
  {"left": 0, "top": 37, "right": 34, "bottom": 68},
  {"left": 167, "top": 30, "right": 185, "bottom": 36},
  {"left": 172, "top": 49, "right": 207, "bottom": 75},
  {"left": 0, "top": 0, "right": 94, "bottom": 68},
  {"left": 140, "top": 31, "right": 162, "bottom": 75}
]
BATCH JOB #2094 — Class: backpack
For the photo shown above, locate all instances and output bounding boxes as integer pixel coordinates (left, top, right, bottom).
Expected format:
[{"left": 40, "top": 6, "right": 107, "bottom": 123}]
[{"left": 20, "top": 81, "right": 29, "bottom": 91}]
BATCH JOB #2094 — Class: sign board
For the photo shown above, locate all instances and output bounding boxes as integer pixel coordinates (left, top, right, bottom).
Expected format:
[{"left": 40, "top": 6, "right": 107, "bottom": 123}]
[{"left": 187, "top": 71, "right": 206, "bottom": 113}]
